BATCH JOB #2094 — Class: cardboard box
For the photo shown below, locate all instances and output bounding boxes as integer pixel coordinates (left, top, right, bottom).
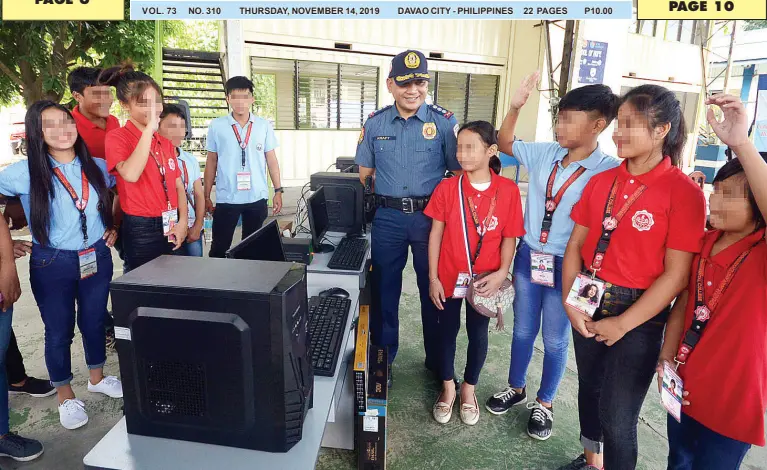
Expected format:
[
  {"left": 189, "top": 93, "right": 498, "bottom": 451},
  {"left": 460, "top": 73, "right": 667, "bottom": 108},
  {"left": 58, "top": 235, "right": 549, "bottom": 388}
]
[
  {"left": 357, "top": 345, "right": 387, "bottom": 470},
  {"left": 353, "top": 305, "right": 370, "bottom": 414}
]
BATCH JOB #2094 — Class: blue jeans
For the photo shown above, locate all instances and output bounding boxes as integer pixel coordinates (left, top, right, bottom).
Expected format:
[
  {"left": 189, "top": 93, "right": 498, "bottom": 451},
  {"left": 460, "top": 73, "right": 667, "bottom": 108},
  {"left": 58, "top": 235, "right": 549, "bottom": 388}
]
[
  {"left": 0, "top": 307, "right": 13, "bottom": 434},
  {"left": 439, "top": 299, "right": 489, "bottom": 385},
  {"left": 29, "top": 239, "right": 113, "bottom": 386},
  {"left": 667, "top": 413, "right": 751, "bottom": 470},
  {"left": 173, "top": 238, "right": 203, "bottom": 257},
  {"left": 508, "top": 241, "right": 570, "bottom": 403},
  {"left": 371, "top": 208, "right": 439, "bottom": 365}
]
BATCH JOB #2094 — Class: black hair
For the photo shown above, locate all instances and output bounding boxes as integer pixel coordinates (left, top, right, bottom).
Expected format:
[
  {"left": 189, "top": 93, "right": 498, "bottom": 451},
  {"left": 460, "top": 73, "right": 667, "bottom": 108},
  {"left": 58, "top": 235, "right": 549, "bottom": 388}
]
[
  {"left": 620, "top": 84, "right": 687, "bottom": 167},
  {"left": 558, "top": 84, "right": 619, "bottom": 126},
  {"left": 25, "top": 101, "right": 112, "bottom": 247},
  {"left": 160, "top": 104, "right": 187, "bottom": 123},
  {"left": 67, "top": 67, "right": 103, "bottom": 95},
  {"left": 225, "top": 76, "right": 254, "bottom": 95},
  {"left": 97, "top": 63, "right": 162, "bottom": 104},
  {"left": 713, "top": 152, "right": 767, "bottom": 230},
  {"left": 579, "top": 283, "right": 598, "bottom": 299},
  {"left": 458, "top": 121, "right": 501, "bottom": 175}
]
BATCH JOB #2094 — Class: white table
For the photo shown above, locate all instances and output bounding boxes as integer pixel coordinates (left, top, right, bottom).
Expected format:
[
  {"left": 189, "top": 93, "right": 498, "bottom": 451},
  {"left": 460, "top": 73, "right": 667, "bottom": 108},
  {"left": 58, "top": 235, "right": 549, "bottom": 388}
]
[
  {"left": 84, "top": 265, "right": 369, "bottom": 469},
  {"left": 300, "top": 230, "right": 371, "bottom": 289}
]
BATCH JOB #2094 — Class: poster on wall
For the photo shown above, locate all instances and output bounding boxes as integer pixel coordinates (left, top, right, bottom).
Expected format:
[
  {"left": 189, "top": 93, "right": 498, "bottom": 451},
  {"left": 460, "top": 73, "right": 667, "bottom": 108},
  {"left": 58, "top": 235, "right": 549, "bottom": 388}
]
[
  {"left": 753, "top": 76, "right": 767, "bottom": 152},
  {"left": 578, "top": 41, "right": 608, "bottom": 85}
]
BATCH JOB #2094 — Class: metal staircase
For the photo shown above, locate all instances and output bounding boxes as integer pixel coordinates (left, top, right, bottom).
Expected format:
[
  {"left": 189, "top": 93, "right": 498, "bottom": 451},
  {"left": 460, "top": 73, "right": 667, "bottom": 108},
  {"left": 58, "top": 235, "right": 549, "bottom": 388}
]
[{"left": 161, "top": 48, "right": 227, "bottom": 161}]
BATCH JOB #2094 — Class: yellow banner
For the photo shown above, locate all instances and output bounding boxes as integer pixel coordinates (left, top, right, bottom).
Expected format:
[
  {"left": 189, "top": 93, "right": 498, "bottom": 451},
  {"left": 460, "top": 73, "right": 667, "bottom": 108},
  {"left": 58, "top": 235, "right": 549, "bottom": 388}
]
[
  {"left": 638, "top": 0, "right": 767, "bottom": 20},
  {"left": 2, "top": 0, "right": 124, "bottom": 21}
]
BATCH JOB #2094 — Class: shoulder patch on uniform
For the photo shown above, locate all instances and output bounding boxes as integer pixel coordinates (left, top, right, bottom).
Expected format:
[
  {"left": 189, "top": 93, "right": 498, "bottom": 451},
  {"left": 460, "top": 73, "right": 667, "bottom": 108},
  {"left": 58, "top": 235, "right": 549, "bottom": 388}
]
[
  {"left": 429, "top": 104, "right": 454, "bottom": 119},
  {"left": 368, "top": 105, "right": 393, "bottom": 119}
]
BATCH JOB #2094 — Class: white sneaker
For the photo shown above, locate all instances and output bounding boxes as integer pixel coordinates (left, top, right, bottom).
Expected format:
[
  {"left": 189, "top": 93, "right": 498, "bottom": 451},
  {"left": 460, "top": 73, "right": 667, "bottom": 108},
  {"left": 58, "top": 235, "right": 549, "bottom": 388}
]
[
  {"left": 87, "top": 376, "right": 123, "bottom": 398},
  {"left": 59, "top": 399, "right": 88, "bottom": 430}
]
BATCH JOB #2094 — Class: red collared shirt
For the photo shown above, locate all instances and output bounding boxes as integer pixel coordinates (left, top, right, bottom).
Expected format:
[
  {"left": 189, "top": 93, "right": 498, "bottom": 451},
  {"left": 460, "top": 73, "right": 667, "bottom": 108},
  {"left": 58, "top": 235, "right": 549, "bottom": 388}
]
[
  {"left": 678, "top": 228, "right": 767, "bottom": 446},
  {"left": 424, "top": 172, "right": 525, "bottom": 298},
  {"left": 105, "top": 121, "right": 180, "bottom": 218},
  {"left": 571, "top": 157, "right": 707, "bottom": 289},
  {"left": 71, "top": 106, "right": 120, "bottom": 160}
]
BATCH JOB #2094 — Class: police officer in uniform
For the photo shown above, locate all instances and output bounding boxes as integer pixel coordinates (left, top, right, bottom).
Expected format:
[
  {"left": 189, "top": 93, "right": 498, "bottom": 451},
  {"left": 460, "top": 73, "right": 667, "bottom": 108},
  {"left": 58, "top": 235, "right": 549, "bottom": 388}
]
[{"left": 356, "top": 50, "right": 461, "bottom": 387}]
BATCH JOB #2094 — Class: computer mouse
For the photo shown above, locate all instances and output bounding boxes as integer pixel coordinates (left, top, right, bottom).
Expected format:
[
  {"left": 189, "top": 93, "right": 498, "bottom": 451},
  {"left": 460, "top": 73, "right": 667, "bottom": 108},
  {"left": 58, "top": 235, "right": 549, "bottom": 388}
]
[{"left": 319, "top": 287, "right": 350, "bottom": 299}]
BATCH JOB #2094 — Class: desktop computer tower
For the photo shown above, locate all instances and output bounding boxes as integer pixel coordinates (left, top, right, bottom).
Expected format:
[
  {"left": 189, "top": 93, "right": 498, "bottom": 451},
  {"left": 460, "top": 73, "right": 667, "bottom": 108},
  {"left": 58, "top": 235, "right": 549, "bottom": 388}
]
[
  {"left": 111, "top": 256, "right": 313, "bottom": 453},
  {"left": 310, "top": 172, "right": 365, "bottom": 234}
]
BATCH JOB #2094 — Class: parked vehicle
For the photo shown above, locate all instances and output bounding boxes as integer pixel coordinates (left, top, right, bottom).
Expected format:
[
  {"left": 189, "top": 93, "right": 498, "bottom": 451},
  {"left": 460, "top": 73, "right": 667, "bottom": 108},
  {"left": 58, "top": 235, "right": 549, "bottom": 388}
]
[{"left": 9, "top": 122, "right": 26, "bottom": 156}]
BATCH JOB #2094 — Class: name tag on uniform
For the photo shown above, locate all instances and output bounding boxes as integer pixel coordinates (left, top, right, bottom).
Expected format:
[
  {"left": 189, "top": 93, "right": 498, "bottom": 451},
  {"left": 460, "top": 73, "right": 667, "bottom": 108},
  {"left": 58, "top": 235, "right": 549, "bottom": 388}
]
[
  {"left": 162, "top": 209, "right": 178, "bottom": 236},
  {"left": 453, "top": 272, "right": 471, "bottom": 299},
  {"left": 237, "top": 172, "right": 251, "bottom": 191},
  {"left": 565, "top": 273, "right": 605, "bottom": 318},
  {"left": 187, "top": 210, "right": 196, "bottom": 229},
  {"left": 78, "top": 248, "right": 97, "bottom": 279},
  {"left": 531, "top": 251, "right": 555, "bottom": 287}
]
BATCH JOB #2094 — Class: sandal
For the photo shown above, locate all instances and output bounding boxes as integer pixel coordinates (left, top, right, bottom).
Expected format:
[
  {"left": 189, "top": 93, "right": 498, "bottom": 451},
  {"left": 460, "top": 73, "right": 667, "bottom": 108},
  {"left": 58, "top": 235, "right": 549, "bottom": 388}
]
[{"left": 460, "top": 391, "right": 480, "bottom": 426}]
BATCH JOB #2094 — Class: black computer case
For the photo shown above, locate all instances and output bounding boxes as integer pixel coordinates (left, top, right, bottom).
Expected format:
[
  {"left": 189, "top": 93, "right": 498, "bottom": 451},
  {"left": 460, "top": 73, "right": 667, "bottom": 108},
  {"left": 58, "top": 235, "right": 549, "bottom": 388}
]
[
  {"left": 310, "top": 172, "right": 365, "bottom": 234},
  {"left": 111, "top": 256, "right": 313, "bottom": 453}
]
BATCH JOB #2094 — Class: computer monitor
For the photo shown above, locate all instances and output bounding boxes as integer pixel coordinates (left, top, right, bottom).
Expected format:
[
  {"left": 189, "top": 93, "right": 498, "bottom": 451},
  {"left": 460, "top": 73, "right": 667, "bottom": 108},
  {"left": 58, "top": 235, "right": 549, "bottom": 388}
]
[
  {"left": 225, "top": 219, "right": 286, "bottom": 261},
  {"left": 309, "top": 172, "right": 365, "bottom": 235},
  {"left": 111, "top": 256, "right": 312, "bottom": 453},
  {"left": 307, "top": 186, "right": 333, "bottom": 254}
]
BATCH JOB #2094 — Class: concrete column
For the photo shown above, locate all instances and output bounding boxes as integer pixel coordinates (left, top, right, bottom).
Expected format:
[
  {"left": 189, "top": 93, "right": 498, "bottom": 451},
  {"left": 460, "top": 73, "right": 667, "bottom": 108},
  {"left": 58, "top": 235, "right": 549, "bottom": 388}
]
[{"left": 224, "top": 20, "right": 245, "bottom": 79}]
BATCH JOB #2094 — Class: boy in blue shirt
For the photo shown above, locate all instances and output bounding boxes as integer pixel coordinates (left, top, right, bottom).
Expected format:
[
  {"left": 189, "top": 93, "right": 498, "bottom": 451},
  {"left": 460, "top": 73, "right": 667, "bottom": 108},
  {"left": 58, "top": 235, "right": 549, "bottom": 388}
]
[
  {"left": 485, "top": 73, "right": 621, "bottom": 445},
  {"left": 203, "top": 77, "right": 284, "bottom": 258}
]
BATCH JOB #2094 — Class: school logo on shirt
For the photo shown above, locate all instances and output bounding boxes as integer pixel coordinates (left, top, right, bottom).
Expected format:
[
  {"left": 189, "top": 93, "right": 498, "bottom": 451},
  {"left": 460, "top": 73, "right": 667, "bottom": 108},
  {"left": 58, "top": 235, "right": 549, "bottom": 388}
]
[
  {"left": 168, "top": 158, "right": 176, "bottom": 171},
  {"left": 256, "top": 143, "right": 263, "bottom": 151},
  {"left": 422, "top": 122, "right": 436, "bottom": 140},
  {"left": 478, "top": 216, "right": 499, "bottom": 236},
  {"left": 632, "top": 210, "right": 654, "bottom": 232}
]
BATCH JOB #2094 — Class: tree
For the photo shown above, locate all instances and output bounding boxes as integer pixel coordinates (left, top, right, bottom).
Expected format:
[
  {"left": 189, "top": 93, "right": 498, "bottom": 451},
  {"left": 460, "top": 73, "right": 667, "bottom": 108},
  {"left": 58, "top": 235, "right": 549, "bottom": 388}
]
[
  {"left": 0, "top": 3, "right": 155, "bottom": 106},
  {"left": 744, "top": 20, "right": 767, "bottom": 31}
]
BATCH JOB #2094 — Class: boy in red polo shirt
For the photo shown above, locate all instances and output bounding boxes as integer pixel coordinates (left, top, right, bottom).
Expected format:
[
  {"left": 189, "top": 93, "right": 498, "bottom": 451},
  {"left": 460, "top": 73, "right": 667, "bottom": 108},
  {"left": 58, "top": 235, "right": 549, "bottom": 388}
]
[
  {"left": 558, "top": 85, "right": 707, "bottom": 470},
  {"left": 657, "top": 94, "right": 767, "bottom": 469},
  {"left": 425, "top": 121, "right": 525, "bottom": 427},
  {"left": 102, "top": 65, "right": 188, "bottom": 270}
]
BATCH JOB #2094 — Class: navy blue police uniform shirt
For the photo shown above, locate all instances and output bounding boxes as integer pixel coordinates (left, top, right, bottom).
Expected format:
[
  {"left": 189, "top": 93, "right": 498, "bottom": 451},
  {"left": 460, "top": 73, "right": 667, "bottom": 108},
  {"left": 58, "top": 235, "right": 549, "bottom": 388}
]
[{"left": 355, "top": 103, "right": 461, "bottom": 198}]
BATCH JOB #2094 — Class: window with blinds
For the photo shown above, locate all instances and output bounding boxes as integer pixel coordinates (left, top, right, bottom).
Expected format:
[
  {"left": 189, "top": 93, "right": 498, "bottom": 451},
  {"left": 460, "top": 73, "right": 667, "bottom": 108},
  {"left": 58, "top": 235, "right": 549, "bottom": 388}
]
[
  {"left": 250, "top": 57, "right": 378, "bottom": 130},
  {"left": 430, "top": 71, "right": 499, "bottom": 125}
]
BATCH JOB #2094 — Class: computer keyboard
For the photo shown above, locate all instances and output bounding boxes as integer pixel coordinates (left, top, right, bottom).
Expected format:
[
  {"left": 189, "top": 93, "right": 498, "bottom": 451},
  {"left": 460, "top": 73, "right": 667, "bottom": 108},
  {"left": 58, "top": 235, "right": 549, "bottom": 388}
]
[
  {"left": 308, "top": 295, "right": 352, "bottom": 377},
  {"left": 327, "top": 237, "right": 369, "bottom": 271}
]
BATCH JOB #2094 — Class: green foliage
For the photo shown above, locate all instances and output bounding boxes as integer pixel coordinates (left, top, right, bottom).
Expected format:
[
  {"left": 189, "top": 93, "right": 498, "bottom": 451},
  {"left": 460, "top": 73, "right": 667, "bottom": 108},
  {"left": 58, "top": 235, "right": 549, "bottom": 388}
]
[
  {"left": 164, "top": 20, "right": 219, "bottom": 52},
  {"left": 0, "top": 2, "right": 155, "bottom": 106},
  {"left": 743, "top": 20, "right": 767, "bottom": 32}
]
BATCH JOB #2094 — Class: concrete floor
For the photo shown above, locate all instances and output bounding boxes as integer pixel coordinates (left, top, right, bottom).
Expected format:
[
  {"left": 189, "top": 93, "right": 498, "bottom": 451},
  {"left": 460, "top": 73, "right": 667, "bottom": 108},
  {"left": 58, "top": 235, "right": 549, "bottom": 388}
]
[{"left": 3, "top": 185, "right": 766, "bottom": 470}]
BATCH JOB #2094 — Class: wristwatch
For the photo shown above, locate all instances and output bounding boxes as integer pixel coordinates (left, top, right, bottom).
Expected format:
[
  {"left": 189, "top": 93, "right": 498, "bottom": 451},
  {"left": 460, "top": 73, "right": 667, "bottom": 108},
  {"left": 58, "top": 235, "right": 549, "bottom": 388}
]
[{"left": 274, "top": 187, "right": 284, "bottom": 194}]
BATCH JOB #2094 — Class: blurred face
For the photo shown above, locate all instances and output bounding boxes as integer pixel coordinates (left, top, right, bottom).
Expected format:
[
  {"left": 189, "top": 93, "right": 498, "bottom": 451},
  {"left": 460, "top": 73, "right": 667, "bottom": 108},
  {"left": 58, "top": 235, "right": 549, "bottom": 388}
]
[
  {"left": 227, "top": 89, "right": 254, "bottom": 115},
  {"left": 75, "top": 85, "right": 113, "bottom": 119},
  {"left": 158, "top": 114, "right": 186, "bottom": 148},
  {"left": 457, "top": 129, "right": 497, "bottom": 173},
  {"left": 126, "top": 86, "right": 163, "bottom": 127},
  {"left": 41, "top": 107, "right": 78, "bottom": 152},
  {"left": 387, "top": 79, "right": 428, "bottom": 114},
  {"left": 612, "top": 102, "right": 668, "bottom": 159},
  {"left": 555, "top": 109, "right": 602, "bottom": 148},
  {"left": 709, "top": 174, "right": 755, "bottom": 232}
]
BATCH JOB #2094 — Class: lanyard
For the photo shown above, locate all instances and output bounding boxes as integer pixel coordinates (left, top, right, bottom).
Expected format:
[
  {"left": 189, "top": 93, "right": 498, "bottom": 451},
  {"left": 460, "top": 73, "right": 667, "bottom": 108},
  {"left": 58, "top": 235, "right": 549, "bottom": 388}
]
[
  {"left": 464, "top": 184, "right": 498, "bottom": 266},
  {"left": 150, "top": 139, "right": 172, "bottom": 211},
  {"left": 675, "top": 242, "right": 760, "bottom": 365},
  {"left": 231, "top": 121, "right": 253, "bottom": 168},
  {"left": 52, "top": 167, "right": 90, "bottom": 247},
  {"left": 179, "top": 158, "right": 194, "bottom": 208},
  {"left": 589, "top": 177, "right": 648, "bottom": 273},
  {"left": 540, "top": 163, "right": 587, "bottom": 245}
]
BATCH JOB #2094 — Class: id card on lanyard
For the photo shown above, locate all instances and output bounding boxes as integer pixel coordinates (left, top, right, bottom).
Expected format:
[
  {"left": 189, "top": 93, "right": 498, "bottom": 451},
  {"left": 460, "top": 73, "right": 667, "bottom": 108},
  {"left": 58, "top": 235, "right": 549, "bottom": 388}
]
[
  {"left": 150, "top": 141, "right": 178, "bottom": 239},
  {"left": 232, "top": 121, "right": 253, "bottom": 191},
  {"left": 565, "top": 177, "right": 647, "bottom": 316},
  {"left": 533, "top": 164, "right": 587, "bottom": 287},
  {"left": 52, "top": 167, "right": 96, "bottom": 279},
  {"left": 180, "top": 159, "right": 195, "bottom": 228}
]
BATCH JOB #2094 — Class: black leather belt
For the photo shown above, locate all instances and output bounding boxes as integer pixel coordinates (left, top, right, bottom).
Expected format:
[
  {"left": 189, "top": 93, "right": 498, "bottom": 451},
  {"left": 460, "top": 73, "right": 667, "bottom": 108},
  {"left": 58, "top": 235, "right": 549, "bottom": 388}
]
[{"left": 375, "top": 195, "right": 430, "bottom": 214}]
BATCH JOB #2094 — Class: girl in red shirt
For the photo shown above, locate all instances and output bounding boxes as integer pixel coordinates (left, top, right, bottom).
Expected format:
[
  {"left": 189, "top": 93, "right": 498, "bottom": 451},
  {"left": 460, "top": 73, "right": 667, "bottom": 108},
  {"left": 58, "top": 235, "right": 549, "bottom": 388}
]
[
  {"left": 101, "top": 66, "right": 188, "bottom": 270},
  {"left": 424, "top": 121, "right": 525, "bottom": 426},
  {"left": 657, "top": 94, "right": 767, "bottom": 469},
  {"left": 559, "top": 85, "right": 707, "bottom": 470}
]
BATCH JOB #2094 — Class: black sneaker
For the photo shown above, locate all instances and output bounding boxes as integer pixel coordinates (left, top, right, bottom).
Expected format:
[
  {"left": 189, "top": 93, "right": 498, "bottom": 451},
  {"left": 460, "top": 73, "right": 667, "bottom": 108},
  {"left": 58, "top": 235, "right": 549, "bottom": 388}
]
[
  {"left": 485, "top": 385, "right": 527, "bottom": 415},
  {"left": 0, "top": 432, "right": 44, "bottom": 462},
  {"left": 105, "top": 328, "right": 116, "bottom": 350},
  {"left": 527, "top": 401, "right": 554, "bottom": 440},
  {"left": 557, "top": 454, "right": 598, "bottom": 470},
  {"left": 8, "top": 376, "right": 55, "bottom": 398}
]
